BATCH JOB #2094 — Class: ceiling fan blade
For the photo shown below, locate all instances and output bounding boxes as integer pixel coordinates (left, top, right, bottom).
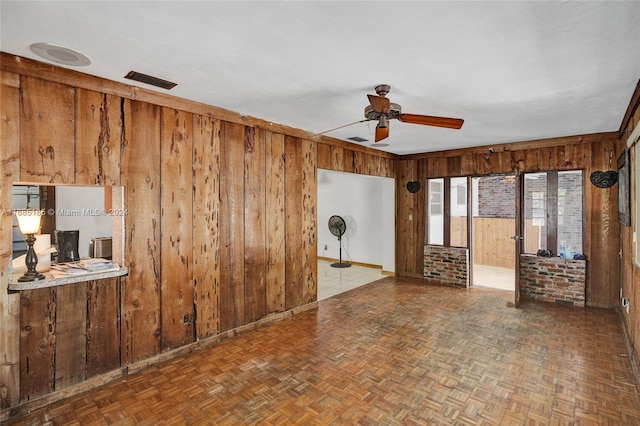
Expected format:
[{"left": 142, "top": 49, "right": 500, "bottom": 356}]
[
  {"left": 368, "top": 94, "right": 390, "bottom": 114},
  {"left": 398, "top": 113, "right": 464, "bottom": 129},
  {"left": 375, "top": 125, "right": 389, "bottom": 142}
]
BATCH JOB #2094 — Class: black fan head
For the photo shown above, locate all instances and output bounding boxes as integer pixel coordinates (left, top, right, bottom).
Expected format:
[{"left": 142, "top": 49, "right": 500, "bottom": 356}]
[{"left": 328, "top": 215, "right": 346, "bottom": 237}]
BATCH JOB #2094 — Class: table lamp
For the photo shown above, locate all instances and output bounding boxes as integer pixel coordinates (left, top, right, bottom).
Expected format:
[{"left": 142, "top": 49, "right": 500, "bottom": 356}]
[{"left": 16, "top": 209, "right": 45, "bottom": 282}]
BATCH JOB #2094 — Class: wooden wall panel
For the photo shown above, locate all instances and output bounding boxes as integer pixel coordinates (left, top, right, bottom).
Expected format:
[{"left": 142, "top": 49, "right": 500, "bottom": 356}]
[
  {"left": 120, "top": 100, "right": 162, "bottom": 363},
  {"left": 19, "top": 289, "right": 56, "bottom": 400},
  {"left": 317, "top": 143, "right": 331, "bottom": 170},
  {"left": 285, "top": 136, "right": 303, "bottom": 309},
  {"left": 219, "top": 122, "right": 245, "bottom": 331},
  {"left": 54, "top": 284, "right": 87, "bottom": 389},
  {"left": 86, "top": 278, "right": 120, "bottom": 377},
  {"left": 20, "top": 77, "right": 75, "bottom": 184},
  {"left": 193, "top": 116, "right": 221, "bottom": 339},
  {"left": 620, "top": 87, "right": 640, "bottom": 383},
  {"left": 0, "top": 71, "right": 21, "bottom": 409},
  {"left": 266, "top": 132, "right": 286, "bottom": 313},
  {"left": 396, "top": 160, "right": 423, "bottom": 276},
  {"left": 160, "top": 108, "right": 194, "bottom": 350},
  {"left": 244, "top": 127, "right": 267, "bottom": 323},
  {"left": 344, "top": 150, "right": 355, "bottom": 173},
  {"left": 75, "top": 89, "right": 122, "bottom": 186},
  {"left": 330, "top": 145, "right": 344, "bottom": 172},
  {"left": 586, "top": 140, "right": 620, "bottom": 306},
  {"left": 301, "top": 139, "right": 317, "bottom": 304}
]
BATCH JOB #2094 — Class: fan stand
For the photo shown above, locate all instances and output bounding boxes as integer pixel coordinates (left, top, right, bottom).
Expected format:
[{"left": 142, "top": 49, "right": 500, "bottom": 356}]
[{"left": 331, "top": 235, "right": 351, "bottom": 268}]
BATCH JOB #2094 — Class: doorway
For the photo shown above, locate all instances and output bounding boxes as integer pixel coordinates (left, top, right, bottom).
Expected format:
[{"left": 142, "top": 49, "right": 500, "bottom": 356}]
[
  {"left": 317, "top": 169, "right": 395, "bottom": 300},
  {"left": 471, "top": 175, "right": 517, "bottom": 291}
]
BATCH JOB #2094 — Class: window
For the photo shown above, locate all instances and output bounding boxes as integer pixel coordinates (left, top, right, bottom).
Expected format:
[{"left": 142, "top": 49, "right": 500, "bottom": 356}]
[
  {"left": 427, "top": 177, "right": 468, "bottom": 247},
  {"left": 450, "top": 177, "right": 467, "bottom": 247},
  {"left": 523, "top": 170, "right": 584, "bottom": 257},
  {"left": 428, "top": 179, "right": 444, "bottom": 245}
]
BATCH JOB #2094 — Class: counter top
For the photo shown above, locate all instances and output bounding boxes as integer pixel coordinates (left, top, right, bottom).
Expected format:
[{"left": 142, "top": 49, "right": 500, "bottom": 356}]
[{"left": 8, "top": 267, "right": 128, "bottom": 291}]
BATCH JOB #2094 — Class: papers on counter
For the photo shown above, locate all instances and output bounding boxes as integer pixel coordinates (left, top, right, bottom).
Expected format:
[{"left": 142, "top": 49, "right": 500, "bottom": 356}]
[{"left": 50, "top": 258, "right": 120, "bottom": 278}]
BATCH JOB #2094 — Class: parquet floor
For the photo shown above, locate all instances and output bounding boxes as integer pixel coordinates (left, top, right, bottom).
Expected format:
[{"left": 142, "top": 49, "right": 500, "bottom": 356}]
[{"left": 6, "top": 277, "right": 640, "bottom": 425}]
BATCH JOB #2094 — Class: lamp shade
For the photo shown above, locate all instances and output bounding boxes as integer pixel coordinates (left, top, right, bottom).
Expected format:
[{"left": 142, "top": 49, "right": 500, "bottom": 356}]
[{"left": 16, "top": 209, "right": 43, "bottom": 234}]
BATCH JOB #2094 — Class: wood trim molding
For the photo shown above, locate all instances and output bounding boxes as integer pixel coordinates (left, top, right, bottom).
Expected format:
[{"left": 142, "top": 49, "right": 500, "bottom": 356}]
[
  {"left": 402, "top": 132, "right": 620, "bottom": 160},
  {"left": 317, "top": 136, "right": 399, "bottom": 159},
  {"left": 619, "top": 79, "right": 640, "bottom": 139}
]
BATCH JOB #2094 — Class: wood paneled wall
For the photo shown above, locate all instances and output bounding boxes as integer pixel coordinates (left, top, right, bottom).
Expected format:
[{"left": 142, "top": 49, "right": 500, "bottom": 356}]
[
  {"left": 394, "top": 133, "right": 622, "bottom": 309},
  {"left": 0, "top": 55, "right": 335, "bottom": 411},
  {"left": 619, "top": 80, "right": 640, "bottom": 384}
]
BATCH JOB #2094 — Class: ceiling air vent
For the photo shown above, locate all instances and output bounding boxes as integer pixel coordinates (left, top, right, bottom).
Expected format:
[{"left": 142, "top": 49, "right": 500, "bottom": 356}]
[
  {"left": 347, "top": 136, "right": 368, "bottom": 143},
  {"left": 124, "top": 71, "right": 177, "bottom": 90}
]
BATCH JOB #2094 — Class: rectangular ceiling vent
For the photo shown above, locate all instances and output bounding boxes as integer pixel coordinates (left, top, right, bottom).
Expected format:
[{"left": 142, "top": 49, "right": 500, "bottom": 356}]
[
  {"left": 124, "top": 71, "right": 177, "bottom": 90},
  {"left": 347, "top": 136, "right": 368, "bottom": 143}
]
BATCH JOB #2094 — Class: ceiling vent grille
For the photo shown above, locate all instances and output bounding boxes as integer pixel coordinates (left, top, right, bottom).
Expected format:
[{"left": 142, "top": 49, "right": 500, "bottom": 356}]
[
  {"left": 347, "top": 136, "right": 368, "bottom": 143},
  {"left": 124, "top": 71, "right": 177, "bottom": 90}
]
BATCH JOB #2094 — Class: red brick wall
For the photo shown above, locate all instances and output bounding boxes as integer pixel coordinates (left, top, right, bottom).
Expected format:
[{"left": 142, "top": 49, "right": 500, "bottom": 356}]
[
  {"left": 424, "top": 246, "right": 469, "bottom": 287},
  {"left": 519, "top": 255, "right": 586, "bottom": 307}
]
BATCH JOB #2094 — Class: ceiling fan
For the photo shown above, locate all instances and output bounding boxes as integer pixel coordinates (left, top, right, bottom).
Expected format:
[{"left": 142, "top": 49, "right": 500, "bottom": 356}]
[{"left": 364, "top": 84, "right": 464, "bottom": 142}]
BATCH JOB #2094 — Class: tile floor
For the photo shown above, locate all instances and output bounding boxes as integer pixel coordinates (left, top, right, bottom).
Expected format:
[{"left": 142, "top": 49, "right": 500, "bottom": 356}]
[
  {"left": 318, "top": 261, "right": 516, "bottom": 300},
  {"left": 317, "top": 260, "right": 386, "bottom": 300},
  {"left": 472, "top": 264, "right": 515, "bottom": 291}
]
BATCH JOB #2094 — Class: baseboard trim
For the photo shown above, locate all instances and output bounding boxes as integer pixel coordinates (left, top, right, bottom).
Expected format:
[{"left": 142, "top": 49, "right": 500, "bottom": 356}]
[{"left": 618, "top": 306, "right": 640, "bottom": 393}]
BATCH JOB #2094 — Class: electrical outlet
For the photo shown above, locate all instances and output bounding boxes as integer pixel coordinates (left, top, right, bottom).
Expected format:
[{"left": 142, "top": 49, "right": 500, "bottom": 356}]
[{"left": 324, "top": 244, "right": 327, "bottom": 250}]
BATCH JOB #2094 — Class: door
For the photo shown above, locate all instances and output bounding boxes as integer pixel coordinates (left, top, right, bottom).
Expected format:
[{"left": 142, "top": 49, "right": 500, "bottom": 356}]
[
  {"left": 470, "top": 174, "right": 517, "bottom": 292},
  {"left": 514, "top": 171, "right": 523, "bottom": 307}
]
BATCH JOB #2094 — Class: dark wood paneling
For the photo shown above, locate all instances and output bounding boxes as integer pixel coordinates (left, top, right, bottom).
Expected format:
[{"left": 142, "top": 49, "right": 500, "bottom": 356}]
[
  {"left": 19, "top": 289, "right": 56, "bottom": 400},
  {"left": 193, "top": 116, "right": 221, "bottom": 339},
  {"left": 301, "top": 139, "right": 317, "bottom": 304},
  {"left": 266, "top": 132, "right": 286, "bottom": 313},
  {"left": 317, "top": 143, "right": 331, "bottom": 170},
  {"left": 20, "top": 77, "right": 75, "bottom": 184},
  {"left": 244, "top": 127, "right": 267, "bottom": 323},
  {"left": 86, "top": 278, "right": 120, "bottom": 377},
  {"left": 160, "top": 108, "right": 194, "bottom": 350},
  {"left": 0, "top": 71, "right": 21, "bottom": 408},
  {"left": 54, "top": 284, "right": 87, "bottom": 389},
  {"left": 285, "top": 137, "right": 303, "bottom": 309},
  {"left": 395, "top": 160, "right": 423, "bottom": 277},
  {"left": 120, "top": 100, "right": 162, "bottom": 363},
  {"left": 75, "top": 89, "right": 122, "bottom": 186},
  {"left": 586, "top": 140, "right": 619, "bottom": 306},
  {"left": 330, "top": 145, "right": 344, "bottom": 172},
  {"left": 219, "top": 121, "right": 245, "bottom": 331}
]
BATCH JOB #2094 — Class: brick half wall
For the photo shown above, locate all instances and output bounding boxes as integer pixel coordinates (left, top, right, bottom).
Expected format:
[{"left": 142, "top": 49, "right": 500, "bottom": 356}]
[
  {"left": 519, "top": 254, "right": 586, "bottom": 307},
  {"left": 424, "top": 246, "right": 469, "bottom": 288}
]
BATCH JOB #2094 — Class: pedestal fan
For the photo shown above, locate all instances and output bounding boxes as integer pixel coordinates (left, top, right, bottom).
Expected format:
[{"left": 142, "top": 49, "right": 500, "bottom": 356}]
[{"left": 328, "top": 215, "right": 350, "bottom": 268}]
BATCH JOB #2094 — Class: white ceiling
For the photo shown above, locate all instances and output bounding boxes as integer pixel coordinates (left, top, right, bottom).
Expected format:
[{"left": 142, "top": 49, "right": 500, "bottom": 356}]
[{"left": 1, "top": 1, "right": 639, "bottom": 155}]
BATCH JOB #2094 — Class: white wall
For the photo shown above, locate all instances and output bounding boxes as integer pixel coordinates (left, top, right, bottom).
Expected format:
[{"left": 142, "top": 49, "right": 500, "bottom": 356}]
[
  {"left": 317, "top": 169, "right": 395, "bottom": 272},
  {"left": 55, "top": 186, "right": 113, "bottom": 257}
]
